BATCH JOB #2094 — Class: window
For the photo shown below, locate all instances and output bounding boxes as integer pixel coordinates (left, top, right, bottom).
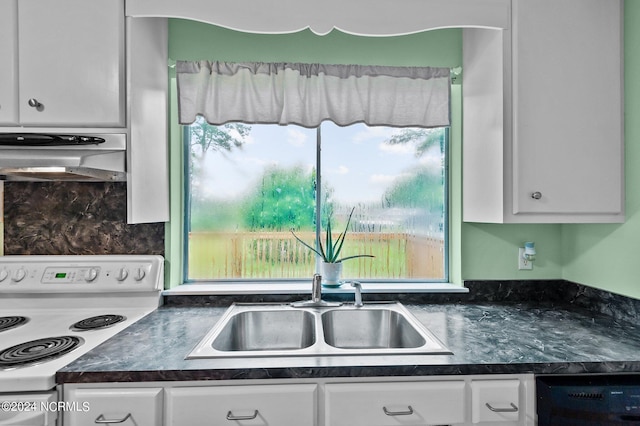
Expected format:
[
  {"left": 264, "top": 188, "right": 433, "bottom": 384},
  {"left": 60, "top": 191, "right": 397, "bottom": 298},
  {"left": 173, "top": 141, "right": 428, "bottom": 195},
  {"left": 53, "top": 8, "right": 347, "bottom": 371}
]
[
  {"left": 185, "top": 117, "right": 448, "bottom": 283},
  {"left": 176, "top": 60, "right": 452, "bottom": 286}
]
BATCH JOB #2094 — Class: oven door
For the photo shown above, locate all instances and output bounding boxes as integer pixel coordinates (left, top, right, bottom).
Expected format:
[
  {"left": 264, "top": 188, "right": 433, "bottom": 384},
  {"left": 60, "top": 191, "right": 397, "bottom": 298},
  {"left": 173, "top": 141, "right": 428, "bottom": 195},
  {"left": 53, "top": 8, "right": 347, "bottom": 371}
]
[{"left": 0, "top": 392, "right": 57, "bottom": 426}]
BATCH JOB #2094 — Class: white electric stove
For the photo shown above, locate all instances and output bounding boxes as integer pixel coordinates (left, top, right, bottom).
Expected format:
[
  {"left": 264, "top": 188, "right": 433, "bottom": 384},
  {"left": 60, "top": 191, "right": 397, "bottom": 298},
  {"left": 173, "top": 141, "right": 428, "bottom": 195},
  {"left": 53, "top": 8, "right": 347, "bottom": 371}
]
[{"left": 0, "top": 255, "right": 163, "bottom": 426}]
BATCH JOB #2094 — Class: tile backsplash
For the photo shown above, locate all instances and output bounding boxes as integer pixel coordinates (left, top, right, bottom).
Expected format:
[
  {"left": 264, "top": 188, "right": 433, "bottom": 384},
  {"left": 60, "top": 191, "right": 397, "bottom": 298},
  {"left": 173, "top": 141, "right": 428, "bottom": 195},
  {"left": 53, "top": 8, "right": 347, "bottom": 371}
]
[{"left": 3, "top": 182, "right": 164, "bottom": 255}]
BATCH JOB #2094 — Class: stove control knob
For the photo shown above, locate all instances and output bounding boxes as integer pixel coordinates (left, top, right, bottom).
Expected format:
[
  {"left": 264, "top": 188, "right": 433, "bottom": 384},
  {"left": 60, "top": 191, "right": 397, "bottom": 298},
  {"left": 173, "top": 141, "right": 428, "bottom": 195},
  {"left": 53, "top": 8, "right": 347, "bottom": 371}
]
[
  {"left": 12, "top": 268, "right": 27, "bottom": 283},
  {"left": 0, "top": 270, "right": 8, "bottom": 282},
  {"left": 84, "top": 268, "right": 99, "bottom": 282},
  {"left": 133, "top": 267, "right": 146, "bottom": 282},
  {"left": 116, "top": 268, "right": 129, "bottom": 282}
]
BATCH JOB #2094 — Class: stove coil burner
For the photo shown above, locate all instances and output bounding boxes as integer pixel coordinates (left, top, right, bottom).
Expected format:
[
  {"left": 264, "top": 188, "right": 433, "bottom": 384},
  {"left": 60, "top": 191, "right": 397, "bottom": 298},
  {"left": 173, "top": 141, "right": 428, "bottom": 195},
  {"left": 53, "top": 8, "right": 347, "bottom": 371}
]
[
  {"left": 0, "top": 316, "right": 29, "bottom": 333},
  {"left": 0, "top": 336, "right": 84, "bottom": 369},
  {"left": 71, "top": 314, "right": 126, "bottom": 331}
]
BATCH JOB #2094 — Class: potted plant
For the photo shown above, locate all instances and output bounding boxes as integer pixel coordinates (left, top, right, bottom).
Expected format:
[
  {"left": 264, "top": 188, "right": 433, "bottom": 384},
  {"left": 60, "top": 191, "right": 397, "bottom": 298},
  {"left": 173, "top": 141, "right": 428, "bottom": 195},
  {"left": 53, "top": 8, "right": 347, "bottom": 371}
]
[{"left": 291, "top": 207, "right": 374, "bottom": 286}]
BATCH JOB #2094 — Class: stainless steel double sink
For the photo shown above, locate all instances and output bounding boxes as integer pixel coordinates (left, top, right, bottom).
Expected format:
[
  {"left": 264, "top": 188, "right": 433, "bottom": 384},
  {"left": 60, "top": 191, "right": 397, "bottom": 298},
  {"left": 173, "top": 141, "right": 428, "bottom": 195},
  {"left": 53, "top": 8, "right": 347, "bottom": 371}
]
[{"left": 186, "top": 302, "right": 452, "bottom": 359}]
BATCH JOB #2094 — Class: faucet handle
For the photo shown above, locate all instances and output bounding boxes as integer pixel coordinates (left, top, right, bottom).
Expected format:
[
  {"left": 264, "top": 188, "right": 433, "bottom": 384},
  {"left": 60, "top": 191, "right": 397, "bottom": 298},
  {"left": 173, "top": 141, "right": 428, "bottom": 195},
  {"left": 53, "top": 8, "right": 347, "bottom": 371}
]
[{"left": 350, "top": 281, "right": 363, "bottom": 307}]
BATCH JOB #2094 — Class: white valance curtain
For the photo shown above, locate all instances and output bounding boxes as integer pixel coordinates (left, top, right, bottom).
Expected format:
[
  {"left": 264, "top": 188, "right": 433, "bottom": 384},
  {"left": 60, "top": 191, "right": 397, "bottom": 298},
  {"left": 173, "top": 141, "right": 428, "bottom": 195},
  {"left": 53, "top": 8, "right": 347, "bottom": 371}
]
[{"left": 176, "top": 61, "right": 451, "bottom": 128}]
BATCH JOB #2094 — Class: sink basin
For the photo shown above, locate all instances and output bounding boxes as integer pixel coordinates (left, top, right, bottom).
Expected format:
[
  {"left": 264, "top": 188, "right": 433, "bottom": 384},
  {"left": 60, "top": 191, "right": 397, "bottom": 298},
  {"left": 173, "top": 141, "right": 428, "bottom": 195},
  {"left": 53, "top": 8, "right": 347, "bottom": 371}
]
[
  {"left": 322, "top": 309, "right": 426, "bottom": 349},
  {"left": 186, "top": 302, "right": 451, "bottom": 359},
  {"left": 212, "top": 309, "right": 315, "bottom": 351}
]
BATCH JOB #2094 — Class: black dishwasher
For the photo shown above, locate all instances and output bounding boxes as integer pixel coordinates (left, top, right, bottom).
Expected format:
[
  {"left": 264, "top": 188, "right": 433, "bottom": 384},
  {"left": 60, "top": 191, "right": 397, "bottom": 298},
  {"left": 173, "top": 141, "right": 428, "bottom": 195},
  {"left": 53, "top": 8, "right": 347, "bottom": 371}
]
[{"left": 537, "top": 375, "right": 640, "bottom": 425}]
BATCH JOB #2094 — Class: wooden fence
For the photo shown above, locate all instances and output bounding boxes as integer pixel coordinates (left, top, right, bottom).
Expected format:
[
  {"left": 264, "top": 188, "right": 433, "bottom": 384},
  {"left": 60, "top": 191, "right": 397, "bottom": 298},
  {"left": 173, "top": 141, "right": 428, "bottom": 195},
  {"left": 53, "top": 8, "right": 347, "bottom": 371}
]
[{"left": 189, "top": 231, "right": 444, "bottom": 280}]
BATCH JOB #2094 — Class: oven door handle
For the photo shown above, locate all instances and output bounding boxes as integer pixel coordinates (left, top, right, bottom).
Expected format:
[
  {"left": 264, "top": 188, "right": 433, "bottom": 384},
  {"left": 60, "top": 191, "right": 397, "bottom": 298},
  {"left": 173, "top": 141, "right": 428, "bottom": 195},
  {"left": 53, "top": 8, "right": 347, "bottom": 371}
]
[{"left": 95, "top": 413, "right": 132, "bottom": 424}]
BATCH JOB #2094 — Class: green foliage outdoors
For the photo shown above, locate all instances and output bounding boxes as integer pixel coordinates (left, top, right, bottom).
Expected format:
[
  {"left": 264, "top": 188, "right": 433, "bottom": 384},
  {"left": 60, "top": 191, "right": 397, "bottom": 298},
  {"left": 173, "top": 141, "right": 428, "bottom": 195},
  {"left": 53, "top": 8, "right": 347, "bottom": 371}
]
[
  {"left": 189, "top": 121, "right": 446, "bottom": 233},
  {"left": 382, "top": 128, "right": 446, "bottom": 211},
  {"left": 243, "top": 165, "right": 316, "bottom": 231},
  {"left": 189, "top": 116, "right": 251, "bottom": 155},
  {"left": 383, "top": 168, "right": 444, "bottom": 210},
  {"left": 385, "top": 127, "right": 444, "bottom": 158}
]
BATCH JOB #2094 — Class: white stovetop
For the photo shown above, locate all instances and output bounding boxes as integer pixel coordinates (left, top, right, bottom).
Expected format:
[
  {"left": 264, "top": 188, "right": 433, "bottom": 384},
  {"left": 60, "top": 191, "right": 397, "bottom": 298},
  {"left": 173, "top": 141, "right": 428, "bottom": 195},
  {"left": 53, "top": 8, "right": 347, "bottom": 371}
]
[
  {"left": 0, "top": 255, "right": 164, "bottom": 393},
  {"left": 0, "top": 306, "right": 154, "bottom": 393}
]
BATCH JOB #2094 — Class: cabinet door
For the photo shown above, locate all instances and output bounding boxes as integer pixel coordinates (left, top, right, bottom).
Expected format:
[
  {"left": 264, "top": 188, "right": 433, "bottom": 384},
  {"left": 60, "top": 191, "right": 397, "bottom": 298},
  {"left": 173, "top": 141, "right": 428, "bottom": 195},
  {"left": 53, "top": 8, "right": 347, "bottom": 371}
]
[
  {"left": 166, "top": 384, "right": 318, "bottom": 426},
  {"left": 0, "top": 0, "right": 18, "bottom": 125},
  {"left": 471, "top": 379, "right": 521, "bottom": 424},
  {"left": 325, "top": 381, "right": 466, "bottom": 426},
  {"left": 64, "top": 387, "right": 163, "bottom": 426},
  {"left": 18, "top": 0, "right": 125, "bottom": 126},
  {"left": 511, "top": 0, "right": 623, "bottom": 216}
]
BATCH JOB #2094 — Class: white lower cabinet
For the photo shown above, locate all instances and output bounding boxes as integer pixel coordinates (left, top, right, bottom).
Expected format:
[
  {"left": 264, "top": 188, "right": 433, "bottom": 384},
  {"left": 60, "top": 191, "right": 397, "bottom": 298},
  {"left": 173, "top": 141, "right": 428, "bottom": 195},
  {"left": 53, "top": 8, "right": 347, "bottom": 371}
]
[
  {"left": 62, "top": 374, "right": 534, "bottom": 426},
  {"left": 63, "top": 387, "right": 163, "bottom": 426},
  {"left": 165, "top": 384, "right": 318, "bottom": 426},
  {"left": 471, "top": 379, "right": 522, "bottom": 424},
  {"left": 325, "top": 381, "right": 466, "bottom": 425}
]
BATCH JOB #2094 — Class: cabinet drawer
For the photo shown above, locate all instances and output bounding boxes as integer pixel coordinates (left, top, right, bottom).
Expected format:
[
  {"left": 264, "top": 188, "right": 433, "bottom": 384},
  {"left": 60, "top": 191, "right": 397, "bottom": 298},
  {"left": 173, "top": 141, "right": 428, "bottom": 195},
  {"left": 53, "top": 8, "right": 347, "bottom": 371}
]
[
  {"left": 64, "top": 387, "right": 163, "bottom": 426},
  {"left": 471, "top": 379, "right": 521, "bottom": 424},
  {"left": 325, "top": 381, "right": 466, "bottom": 426},
  {"left": 166, "top": 384, "right": 318, "bottom": 426}
]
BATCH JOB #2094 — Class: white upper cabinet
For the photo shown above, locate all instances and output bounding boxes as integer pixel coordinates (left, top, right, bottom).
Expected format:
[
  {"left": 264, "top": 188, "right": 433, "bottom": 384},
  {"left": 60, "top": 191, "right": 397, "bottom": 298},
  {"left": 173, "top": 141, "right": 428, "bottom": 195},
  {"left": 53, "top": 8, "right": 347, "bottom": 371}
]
[
  {"left": 0, "top": 0, "right": 18, "bottom": 124},
  {"left": 463, "top": 0, "right": 624, "bottom": 223},
  {"left": 0, "top": 0, "right": 125, "bottom": 127}
]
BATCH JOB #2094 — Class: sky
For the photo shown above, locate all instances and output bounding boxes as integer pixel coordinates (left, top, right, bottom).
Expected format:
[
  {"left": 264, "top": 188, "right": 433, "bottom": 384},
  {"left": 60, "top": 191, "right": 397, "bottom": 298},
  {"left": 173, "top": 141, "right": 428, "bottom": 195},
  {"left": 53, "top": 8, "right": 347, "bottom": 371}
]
[{"left": 194, "top": 121, "right": 443, "bottom": 205}]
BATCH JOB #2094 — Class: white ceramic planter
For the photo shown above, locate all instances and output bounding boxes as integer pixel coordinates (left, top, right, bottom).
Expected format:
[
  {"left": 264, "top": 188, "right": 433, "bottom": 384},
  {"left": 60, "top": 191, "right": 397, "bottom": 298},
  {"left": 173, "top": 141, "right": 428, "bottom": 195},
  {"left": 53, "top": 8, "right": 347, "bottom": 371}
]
[{"left": 321, "top": 262, "right": 343, "bottom": 286}]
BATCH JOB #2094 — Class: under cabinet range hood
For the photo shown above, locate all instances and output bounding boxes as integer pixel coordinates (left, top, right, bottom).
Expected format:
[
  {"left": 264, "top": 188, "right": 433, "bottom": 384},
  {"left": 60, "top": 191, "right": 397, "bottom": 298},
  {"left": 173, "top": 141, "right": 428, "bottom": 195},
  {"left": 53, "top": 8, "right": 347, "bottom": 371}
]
[{"left": 0, "top": 133, "right": 126, "bottom": 181}]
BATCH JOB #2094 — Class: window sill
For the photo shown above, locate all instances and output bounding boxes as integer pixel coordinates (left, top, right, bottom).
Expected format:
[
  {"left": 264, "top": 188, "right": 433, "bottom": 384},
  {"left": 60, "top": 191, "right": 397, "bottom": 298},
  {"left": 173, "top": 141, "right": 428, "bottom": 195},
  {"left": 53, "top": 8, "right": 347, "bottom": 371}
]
[{"left": 162, "top": 282, "right": 469, "bottom": 296}]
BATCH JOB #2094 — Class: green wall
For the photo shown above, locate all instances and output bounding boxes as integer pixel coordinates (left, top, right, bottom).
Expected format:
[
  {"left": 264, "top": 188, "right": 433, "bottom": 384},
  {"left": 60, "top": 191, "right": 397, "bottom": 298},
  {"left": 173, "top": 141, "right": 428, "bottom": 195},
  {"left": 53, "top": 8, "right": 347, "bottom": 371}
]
[
  {"left": 169, "top": 20, "right": 463, "bottom": 66},
  {"left": 168, "top": 13, "right": 634, "bottom": 296},
  {"left": 461, "top": 223, "right": 562, "bottom": 280}
]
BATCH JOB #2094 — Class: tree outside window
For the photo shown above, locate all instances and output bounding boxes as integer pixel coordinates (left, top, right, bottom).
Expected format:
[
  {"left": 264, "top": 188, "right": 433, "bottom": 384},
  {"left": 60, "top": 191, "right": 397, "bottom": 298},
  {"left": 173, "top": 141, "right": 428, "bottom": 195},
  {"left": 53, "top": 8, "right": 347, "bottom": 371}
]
[{"left": 185, "top": 118, "right": 447, "bottom": 283}]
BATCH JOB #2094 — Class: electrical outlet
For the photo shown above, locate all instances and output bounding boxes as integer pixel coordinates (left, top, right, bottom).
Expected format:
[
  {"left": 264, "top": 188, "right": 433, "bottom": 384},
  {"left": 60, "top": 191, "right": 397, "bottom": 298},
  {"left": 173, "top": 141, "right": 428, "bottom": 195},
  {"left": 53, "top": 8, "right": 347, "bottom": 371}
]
[{"left": 518, "top": 248, "right": 533, "bottom": 270}]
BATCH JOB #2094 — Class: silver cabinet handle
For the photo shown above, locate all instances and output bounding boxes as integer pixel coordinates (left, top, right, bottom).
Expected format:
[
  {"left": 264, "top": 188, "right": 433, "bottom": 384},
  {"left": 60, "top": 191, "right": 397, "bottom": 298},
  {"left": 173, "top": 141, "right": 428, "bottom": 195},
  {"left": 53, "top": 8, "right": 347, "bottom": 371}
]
[
  {"left": 383, "top": 405, "right": 414, "bottom": 416},
  {"left": 95, "top": 413, "right": 132, "bottom": 424},
  {"left": 226, "top": 410, "right": 259, "bottom": 421},
  {"left": 27, "top": 98, "right": 42, "bottom": 109},
  {"left": 531, "top": 191, "right": 542, "bottom": 200},
  {"left": 486, "top": 402, "right": 519, "bottom": 413}
]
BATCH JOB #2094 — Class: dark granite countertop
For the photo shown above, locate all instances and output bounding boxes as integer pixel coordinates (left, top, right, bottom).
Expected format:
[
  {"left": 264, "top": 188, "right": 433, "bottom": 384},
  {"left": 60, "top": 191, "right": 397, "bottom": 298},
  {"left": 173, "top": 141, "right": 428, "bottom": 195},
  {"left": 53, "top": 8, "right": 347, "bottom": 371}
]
[{"left": 57, "top": 281, "right": 640, "bottom": 384}]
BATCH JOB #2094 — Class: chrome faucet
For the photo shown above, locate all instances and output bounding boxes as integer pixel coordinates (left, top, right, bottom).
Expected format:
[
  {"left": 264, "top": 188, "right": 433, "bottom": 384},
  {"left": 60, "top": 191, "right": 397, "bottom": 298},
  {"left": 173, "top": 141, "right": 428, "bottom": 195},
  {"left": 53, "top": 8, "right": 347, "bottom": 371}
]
[
  {"left": 311, "top": 273, "right": 322, "bottom": 304},
  {"left": 351, "top": 281, "right": 363, "bottom": 308},
  {"left": 291, "top": 274, "right": 341, "bottom": 308}
]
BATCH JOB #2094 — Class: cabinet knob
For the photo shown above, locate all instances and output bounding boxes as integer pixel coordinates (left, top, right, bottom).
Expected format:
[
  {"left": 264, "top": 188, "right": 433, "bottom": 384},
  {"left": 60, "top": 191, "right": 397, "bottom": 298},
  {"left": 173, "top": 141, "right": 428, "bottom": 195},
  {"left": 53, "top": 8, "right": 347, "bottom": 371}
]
[
  {"left": 531, "top": 192, "right": 542, "bottom": 200},
  {"left": 27, "top": 98, "right": 43, "bottom": 110}
]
